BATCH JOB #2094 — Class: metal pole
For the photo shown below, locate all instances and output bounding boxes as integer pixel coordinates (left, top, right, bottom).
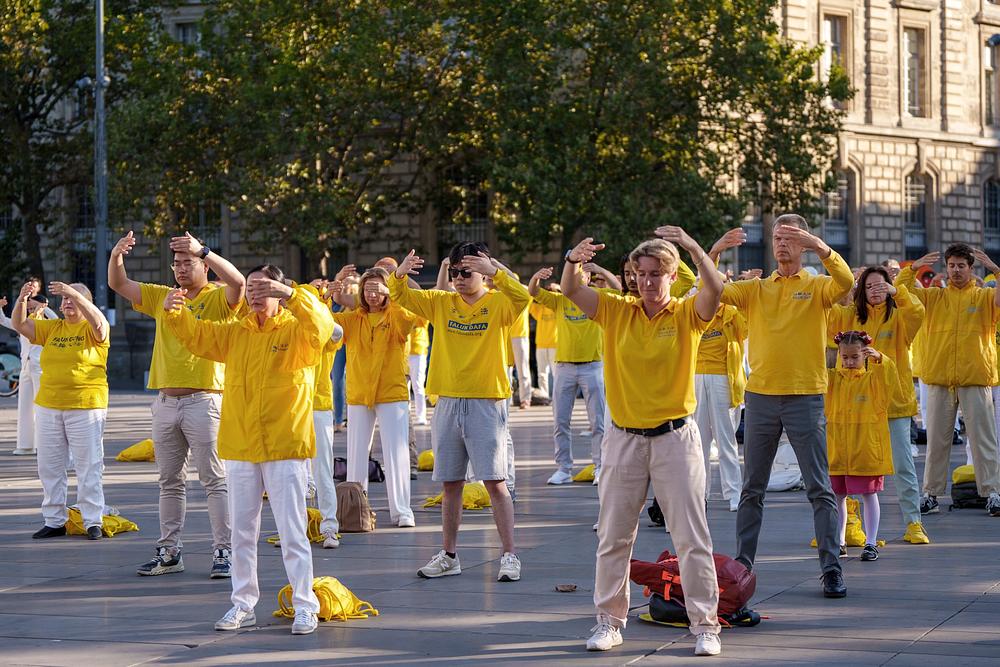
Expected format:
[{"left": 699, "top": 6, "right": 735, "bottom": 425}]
[{"left": 93, "top": 0, "right": 109, "bottom": 310}]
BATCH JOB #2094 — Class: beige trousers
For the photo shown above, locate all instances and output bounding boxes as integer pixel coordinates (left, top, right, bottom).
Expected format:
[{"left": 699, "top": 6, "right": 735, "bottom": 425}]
[
  {"left": 925, "top": 384, "right": 1000, "bottom": 497},
  {"left": 594, "top": 422, "right": 720, "bottom": 634}
]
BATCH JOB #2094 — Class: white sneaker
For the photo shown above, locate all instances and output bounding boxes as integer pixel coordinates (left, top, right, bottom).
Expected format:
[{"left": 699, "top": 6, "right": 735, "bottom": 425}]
[
  {"left": 579, "top": 429, "right": 593, "bottom": 437},
  {"left": 694, "top": 632, "right": 722, "bottom": 656},
  {"left": 214, "top": 606, "right": 256, "bottom": 631},
  {"left": 728, "top": 497, "right": 739, "bottom": 512},
  {"left": 592, "top": 467, "right": 601, "bottom": 486},
  {"left": 586, "top": 618, "right": 623, "bottom": 651},
  {"left": 498, "top": 552, "right": 521, "bottom": 582},
  {"left": 322, "top": 533, "right": 340, "bottom": 549},
  {"left": 417, "top": 550, "right": 461, "bottom": 578},
  {"left": 592, "top": 522, "right": 599, "bottom": 531},
  {"left": 397, "top": 515, "right": 416, "bottom": 528},
  {"left": 11, "top": 449, "right": 35, "bottom": 456},
  {"left": 987, "top": 492, "right": 1000, "bottom": 517},
  {"left": 291, "top": 609, "right": 318, "bottom": 635},
  {"left": 547, "top": 470, "right": 573, "bottom": 485},
  {"left": 910, "top": 444, "right": 919, "bottom": 457}
]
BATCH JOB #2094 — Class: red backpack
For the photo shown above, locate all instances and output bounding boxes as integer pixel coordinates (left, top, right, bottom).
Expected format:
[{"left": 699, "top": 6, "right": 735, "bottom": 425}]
[{"left": 629, "top": 548, "right": 756, "bottom": 616}]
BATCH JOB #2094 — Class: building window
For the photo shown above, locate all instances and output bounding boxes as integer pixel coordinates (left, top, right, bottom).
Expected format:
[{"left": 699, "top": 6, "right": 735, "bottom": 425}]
[
  {"left": 904, "top": 174, "right": 929, "bottom": 260},
  {"left": 174, "top": 22, "right": 200, "bottom": 46},
  {"left": 821, "top": 172, "right": 851, "bottom": 259},
  {"left": 72, "top": 186, "right": 96, "bottom": 291},
  {"left": 821, "top": 14, "right": 849, "bottom": 110},
  {"left": 987, "top": 40, "right": 1000, "bottom": 127},
  {"left": 436, "top": 166, "right": 491, "bottom": 260},
  {"left": 986, "top": 180, "right": 1000, "bottom": 254},
  {"left": 190, "top": 202, "right": 222, "bottom": 253},
  {"left": 903, "top": 27, "right": 927, "bottom": 118},
  {"left": 738, "top": 204, "right": 765, "bottom": 272},
  {"left": 0, "top": 205, "right": 12, "bottom": 232}
]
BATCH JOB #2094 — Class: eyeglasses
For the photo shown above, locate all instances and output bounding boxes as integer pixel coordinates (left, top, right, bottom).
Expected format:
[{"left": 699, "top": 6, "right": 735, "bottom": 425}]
[
  {"left": 170, "top": 261, "right": 203, "bottom": 270},
  {"left": 449, "top": 268, "right": 473, "bottom": 279}
]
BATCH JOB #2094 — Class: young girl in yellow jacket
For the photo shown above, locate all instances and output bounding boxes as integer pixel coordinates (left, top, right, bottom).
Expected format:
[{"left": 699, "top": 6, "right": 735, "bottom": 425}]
[
  {"left": 827, "top": 331, "right": 899, "bottom": 562},
  {"left": 331, "top": 267, "right": 416, "bottom": 528},
  {"left": 164, "top": 264, "right": 335, "bottom": 636}
]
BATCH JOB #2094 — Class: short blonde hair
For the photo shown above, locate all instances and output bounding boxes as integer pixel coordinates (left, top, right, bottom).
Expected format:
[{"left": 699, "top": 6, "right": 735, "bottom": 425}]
[
  {"left": 628, "top": 239, "right": 680, "bottom": 276},
  {"left": 70, "top": 283, "right": 94, "bottom": 302},
  {"left": 773, "top": 213, "right": 808, "bottom": 230}
]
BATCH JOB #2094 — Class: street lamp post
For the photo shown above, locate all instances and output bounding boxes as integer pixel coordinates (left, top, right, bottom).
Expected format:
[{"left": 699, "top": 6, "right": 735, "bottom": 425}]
[{"left": 93, "top": 0, "right": 109, "bottom": 311}]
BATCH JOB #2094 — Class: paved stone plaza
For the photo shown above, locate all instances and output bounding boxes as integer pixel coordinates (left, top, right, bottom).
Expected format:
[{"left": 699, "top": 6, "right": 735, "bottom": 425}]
[{"left": 0, "top": 392, "right": 998, "bottom": 666}]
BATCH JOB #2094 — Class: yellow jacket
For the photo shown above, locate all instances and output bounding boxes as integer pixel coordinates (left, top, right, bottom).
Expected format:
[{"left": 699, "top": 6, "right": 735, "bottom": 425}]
[
  {"left": 166, "top": 287, "right": 335, "bottom": 462},
  {"left": 827, "top": 284, "right": 924, "bottom": 418},
  {"left": 334, "top": 304, "right": 414, "bottom": 407},
  {"left": 825, "top": 357, "right": 897, "bottom": 477},
  {"left": 699, "top": 305, "right": 748, "bottom": 409},
  {"left": 896, "top": 266, "right": 1000, "bottom": 387}
]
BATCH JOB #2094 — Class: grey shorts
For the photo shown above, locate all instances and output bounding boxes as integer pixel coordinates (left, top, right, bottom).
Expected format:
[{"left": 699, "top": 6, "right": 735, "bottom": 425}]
[{"left": 431, "top": 397, "right": 508, "bottom": 482}]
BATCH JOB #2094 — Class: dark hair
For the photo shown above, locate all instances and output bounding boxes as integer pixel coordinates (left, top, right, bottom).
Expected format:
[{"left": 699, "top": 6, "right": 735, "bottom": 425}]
[
  {"left": 448, "top": 242, "right": 490, "bottom": 267},
  {"left": 944, "top": 243, "right": 975, "bottom": 266},
  {"left": 834, "top": 330, "right": 872, "bottom": 347},
  {"left": 29, "top": 294, "right": 48, "bottom": 305},
  {"left": 854, "top": 266, "right": 896, "bottom": 325},
  {"left": 27, "top": 275, "right": 42, "bottom": 285},
  {"left": 246, "top": 264, "right": 284, "bottom": 282},
  {"left": 619, "top": 253, "right": 633, "bottom": 296}
]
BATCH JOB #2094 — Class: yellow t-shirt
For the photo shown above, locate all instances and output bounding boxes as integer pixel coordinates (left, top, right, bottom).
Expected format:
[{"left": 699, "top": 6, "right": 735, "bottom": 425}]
[
  {"left": 529, "top": 301, "right": 558, "bottom": 348},
  {"left": 134, "top": 283, "right": 238, "bottom": 390},
  {"left": 388, "top": 270, "right": 530, "bottom": 398},
  {"left": 695, "top": 322, "right": 728, "bottom": 375},
  {"left": 32, "top": 318, "right": 109, "bottom": 409},
  {"left": 721, "top": 252, "right": 853, "bottom": 395},
  {"left": 594, "top": 291, "right": 710, "bottom": 428},
  {"left": 407, "top": 318, "right": 430, "bottom": 356},
  {"left": 532, "top": 288, "right": 603, "bottom": 363},
  {"left": 333, "top": 305, "right": 414, "bottom": 407},
  {"left": 511, "top": 305, "right": 530, "bottom": 339}
]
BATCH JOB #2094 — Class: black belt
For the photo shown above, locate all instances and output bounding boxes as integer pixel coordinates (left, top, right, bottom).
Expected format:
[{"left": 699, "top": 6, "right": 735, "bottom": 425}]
[
  {"left": 613, "top": 417, "right": 689, "bottom": 437},
  {"left": 558, "top": 360, "right": 600, "bottom": 365}
]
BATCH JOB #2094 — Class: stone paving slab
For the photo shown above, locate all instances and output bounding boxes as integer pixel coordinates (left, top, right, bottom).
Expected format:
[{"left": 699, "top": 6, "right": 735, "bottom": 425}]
[{"left": 1, "top": 392, "right": 998, "bottom": 666}]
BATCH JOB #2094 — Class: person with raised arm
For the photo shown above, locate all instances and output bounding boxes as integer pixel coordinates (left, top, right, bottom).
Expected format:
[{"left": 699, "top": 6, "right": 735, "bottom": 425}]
[
  {"left": 561, "top": 228, "right": 724, "bottom": 657},
  {"left": 12, "top": 281, "right": 110, "bottom": 541},
  {"left": 389, "top": 242, "right": 529, "bottom": 584},
  {"left": 720, "top": 214, "right": 854, "bottom": 599},
  {"left": 109, "top": 230, "right": 243, "bottom": 579}
]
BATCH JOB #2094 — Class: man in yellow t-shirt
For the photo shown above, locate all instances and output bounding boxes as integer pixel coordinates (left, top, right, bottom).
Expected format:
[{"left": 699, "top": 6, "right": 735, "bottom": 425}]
[
  {"left": 720, "top": 214, "right": 854, "bottom": 599},
  {"left": 529, "top": 266, "right": 607, "bottom": 485},
  {"left": 897, "top": 245, "right": 1000, "bottom": 517},
  {"left": 108, "top": 230, "right": 245, "bottom": 579},
  {"left": 390, "top": 242, "right": 529, "bottom": 585},
  {"left": 529, "top": 291, "right": 558, "bottom": 399}
]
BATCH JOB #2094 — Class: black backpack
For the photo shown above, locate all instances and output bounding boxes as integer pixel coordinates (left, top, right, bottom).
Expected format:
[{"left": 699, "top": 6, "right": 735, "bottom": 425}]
[{"left": 950, "top": 481, "right": 988, "bottom": 510}]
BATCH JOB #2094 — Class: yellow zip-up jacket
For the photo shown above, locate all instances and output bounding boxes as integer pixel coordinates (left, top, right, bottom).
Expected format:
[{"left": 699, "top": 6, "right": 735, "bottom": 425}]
[
  {"left": 896, "top": 265, "right": 1000, "bottom": 387},
  {"left": 827, "top": 284, "right": 924, "bottom": 418},
  {"left": 696, "top": 304, "right": 748, "bottom": 409},
  {"left": 334, "top": 303, "right": 414, "bottom": 407},
  {"left": 166, "top": 287, "right": 334, "bottom": 462},
  {"left": 825, "top": 357, "right": 898, "bottom": 477},
  {"left": 721, "top": 251, "right": 854, "bottom": 395}
]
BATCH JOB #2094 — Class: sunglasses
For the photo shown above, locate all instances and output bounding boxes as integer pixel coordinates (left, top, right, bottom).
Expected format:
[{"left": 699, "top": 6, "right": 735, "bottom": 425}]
[{"left": 449, "top": 268, "right": 473, "bottom": 279}]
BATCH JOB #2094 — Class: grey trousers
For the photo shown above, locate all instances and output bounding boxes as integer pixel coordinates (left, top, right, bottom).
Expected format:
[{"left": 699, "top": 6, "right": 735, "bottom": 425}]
[{"left": 737, "top": 392, "right": 841, "bottom": 575}]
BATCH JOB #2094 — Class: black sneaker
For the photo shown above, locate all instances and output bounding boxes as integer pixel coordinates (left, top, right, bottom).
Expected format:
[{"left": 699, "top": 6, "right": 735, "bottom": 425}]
[
  {"left": 137, "top": 547, "right": 185, "bottom": 576},
  {"left": 410, "top": 468, "right": 418, "bottom": 480},
  {"left": 839, "top": 544, "right": 847, "bottom": 556},
  {"left": 210, "top": 548, "right": 232, "bottom": 579},
  {"left": 860, "top": 544, "right": 879, "bottom": 561},
  {"left": 986, "top": 492, "right": 1000, "bottom": 517},
  {"left": 32, "top": 525, "right": 66, "bottom": 539},
  {"left": 647, "top": 498, "right": 665, "bottom": 527},
  {"left": 822, "top": 569, "right": 847, "bottom": 598},
  {"left": 87, "top": 526, "right": 103, "bottom": 540},
  {"left": 920, "top": 495, "right": 939, "bottom": 515}
]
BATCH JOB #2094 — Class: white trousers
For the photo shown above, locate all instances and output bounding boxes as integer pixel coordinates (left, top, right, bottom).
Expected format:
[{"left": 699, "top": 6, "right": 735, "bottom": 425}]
[
  {"left": 347, "top": 401, "right": 413, "bottom": 523},
  {"left": 694, "top": 374, "right": 742, "bottom": 502},
  {"left": 408, "top": 354, "right": 428, "bottom": 423},
  {"left": 35, "top": 406, "right": 106, "bottom": 529},
  {"left": 16, "top": 359, "right": 41, "bottom": 451},
  {"left": 511, "top": 336, "right": 532, "bottom": 404},
  {"left": 535, "top": 347, "right": 556, "bottom": 398},
  {"left": 227, "top": 459, "right": 319, "bottom": 614},
  {"left": 311, "top": 411, "right": 339, "bottom": 536}
]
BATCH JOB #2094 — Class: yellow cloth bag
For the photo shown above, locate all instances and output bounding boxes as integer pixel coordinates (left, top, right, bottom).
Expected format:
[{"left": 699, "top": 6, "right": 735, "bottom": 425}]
[
  {"left": 417, "top": 450, "right": 434, "bottom": 471},
  {"left": 66, "top": 507, "right": 139, "bottom": 538},
  {"left": 573, "top": 464, "right": 595, "bottom": 483},
  {"left": 273, "top": 576, "right": 379, "bottom": 622},
  {"left": 952, "top": 464, "right": 976, "bottom": 485},
  {"left": 423, "top": 481, "right": 492, "bottom": 510},
  {"left": 266, "top": 508, "right": 337, "bottom": 545},
  {"left": 116, "top": 439, "right": 155, "bottom": 462}
]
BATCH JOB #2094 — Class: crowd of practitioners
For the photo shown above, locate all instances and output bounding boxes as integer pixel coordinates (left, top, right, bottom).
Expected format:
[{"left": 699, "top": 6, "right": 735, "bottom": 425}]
[{"left": 3, "top": 215, "right": 1000, "bottom": 656}]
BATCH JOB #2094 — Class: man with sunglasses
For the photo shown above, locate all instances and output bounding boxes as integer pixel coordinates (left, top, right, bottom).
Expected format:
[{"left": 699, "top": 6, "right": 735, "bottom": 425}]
[
  {"left": 390, "top": 242, "right": 529, "bottom": 584},
  {"left": 109, "top": 230, "right": 245, "bottom": 579}
]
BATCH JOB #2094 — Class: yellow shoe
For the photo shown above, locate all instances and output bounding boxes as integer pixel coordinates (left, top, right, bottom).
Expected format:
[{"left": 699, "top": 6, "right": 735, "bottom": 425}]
[{"left": 903, "top": 521, "right": 930, "bottom": 544}]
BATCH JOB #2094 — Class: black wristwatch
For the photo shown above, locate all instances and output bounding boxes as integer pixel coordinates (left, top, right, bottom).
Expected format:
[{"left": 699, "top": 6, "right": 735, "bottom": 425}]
[
  {"left": 564, "top": 249, "right": 581, "bottom": 264},
  {"left": 200, "top": 246, "right": 211, "bottom": 259}
]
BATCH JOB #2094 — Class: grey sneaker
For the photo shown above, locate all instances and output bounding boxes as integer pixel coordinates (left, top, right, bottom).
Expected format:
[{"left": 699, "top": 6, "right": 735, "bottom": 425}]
[
  {"left": 417, "top": 550, "right": 461, "bottom": 578},
  {"left": 498, "top": 552, "right": 521, "bottom": 582},
  {"left": 919, "top": 494, "right": 939, "bottom": 515},
  {"left": 291, "top": 609, "right": 318, "bottom": 635},
  {"left": 137, "top": 547, "right": 184, "bottom": 576},
  {"left": 210, "top": 548, "right": 231, "bottom": 579},
  {"left": 586, "top": 617, "right": 623, "bottom": 651},
  {"left": 214, "top": 606, "right": 255, "bottom": 631}
]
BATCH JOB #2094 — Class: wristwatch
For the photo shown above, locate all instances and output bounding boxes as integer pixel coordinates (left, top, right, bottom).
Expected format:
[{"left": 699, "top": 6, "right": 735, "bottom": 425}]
[
  {"left": 200, "top": 246, "right": 211, "bottom": 259},
  {"left": 564, "top": 249, "right": 581, "bottom": 264}
]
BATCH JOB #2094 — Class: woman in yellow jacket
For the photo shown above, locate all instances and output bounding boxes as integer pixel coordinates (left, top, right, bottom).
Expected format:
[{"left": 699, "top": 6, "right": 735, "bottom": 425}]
[
  {"left": 12, "top": 281, "right": 109, "bottom": 541},
  {"left": 828, "top": 265, "right": 929, "bottom": 544},
  {"left": 826, "top": 331, "right": 899, "bottom": 562},
  {"left": 164, "top": 265, "right": 334, "bottom": 636},
  {"left": 332, "top": 267, "right": 416, "bottom": 527}
]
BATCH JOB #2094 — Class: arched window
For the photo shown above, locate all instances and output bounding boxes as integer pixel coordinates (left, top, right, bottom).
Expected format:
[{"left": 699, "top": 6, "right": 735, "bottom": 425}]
[
  {"left": 904, "top": 173, "right": 929, "bottom": 260},
  {"left": 821, "top": 171, "right": 851, "bottom": 260},
  {"left": 986, "top": 179, "right": 1000, "bottom": 254},
  {"left": 738, "top": 202, "right": 764, "bottom": 272}
]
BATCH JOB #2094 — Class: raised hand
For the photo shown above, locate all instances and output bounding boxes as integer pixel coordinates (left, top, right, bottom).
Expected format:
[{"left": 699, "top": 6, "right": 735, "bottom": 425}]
[
  {"left": 973, "top": 248, "right": 1000, "bottom": 274},
  {"left": 531, "top": 267, "right": 554, "bottom": 283},
  {"left": 567, "top": 237, "right": 605, "bottom": 264},
  {"left": 309, "top": 278, "right": 330, "bottom": 299},
  {"left": 112, "top": 231, "right": 137, "bottom": 258},
  {"left": 396, "top": 250, "right": 424, "bottom": 278},
  {"left": 738, "top": 268, "right": 763, "bottom": 281},
  {"left": 17, "top": 282, "right": 34, "bottom": 303},
  {"left": 865, "top": 280, "right": 896, "bottom": 301},
  {"left": 862, "top": 346, "right": 882, "bottom": 362},
  {"left": 247, "top": 277, "right": 293, "bottom": 301},
  {"left": 912, "top": 251, "right": 940, "bottom": 270},
  {"left": 363, "top": 280, "right": 390, "bottom": 300},
  {"left": 48, "top": 281, "right": 81, "bottom": 300},
  {"left": 168, "top": 231, "right": 204, "bottom": 256},
  {"left": 710, "top": 228, "right": 747, "bottom": 256},
  {"left": 460, "top": 252, "right": 498, "bottom": 277},
  {"left": 773, "top": 225, "right": 822, "bottom": 252},
  {"left": 334, "top": 264, "right": 358, "bottom": 282},
  {"left": 163, "top": 287, "right": 188, "bottom": 312}
]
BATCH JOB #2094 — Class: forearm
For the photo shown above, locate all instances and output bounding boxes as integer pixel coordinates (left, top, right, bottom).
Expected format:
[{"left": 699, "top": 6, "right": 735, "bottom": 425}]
[
  {"left": 205, "top": 251, "right": 246, "bottom": 306},
  {"left": 594, "top": 266, "right": 622, "bottom": 291},
  {"left": 75, "top": 298, "right": 109, "bottom": 342},
  {"left": 108, "top": 254, "right": 141, "bottom": 304},
  {"left": 436, "top": 262, "right": 451, "bottom": 291},
  {"left": 10, "top": 300, "right": 33, "bottom": 339},
  {"left": 813, "top": 238, "right": 833, "bottom": 261},
  {"left": 528, "top": 276, "right": 541, "bottom": 297}
]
